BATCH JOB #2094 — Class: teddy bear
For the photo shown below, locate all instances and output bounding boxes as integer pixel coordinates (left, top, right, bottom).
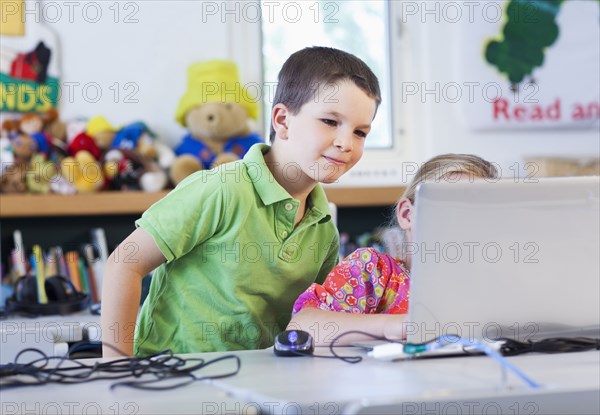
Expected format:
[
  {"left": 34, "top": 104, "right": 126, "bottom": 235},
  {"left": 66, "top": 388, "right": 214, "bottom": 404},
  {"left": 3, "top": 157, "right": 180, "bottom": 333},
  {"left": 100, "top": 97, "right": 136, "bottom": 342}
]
[
  {"left": 0, "top": 127, "right": 37, "bottom": 193},
  {"left": 43, "top": 108, "right": 67, "bottom": 146},
  {"left": 170, "top": 60, "right": 263, "bottom": 185},
  {"left": 0, "top": 162, "right": 27, "bottom": 193}
]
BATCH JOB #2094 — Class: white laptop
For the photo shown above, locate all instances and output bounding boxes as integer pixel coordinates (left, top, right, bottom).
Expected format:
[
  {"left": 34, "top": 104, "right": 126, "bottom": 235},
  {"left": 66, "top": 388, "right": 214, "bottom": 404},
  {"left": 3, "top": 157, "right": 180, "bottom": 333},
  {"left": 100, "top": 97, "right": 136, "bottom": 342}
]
[{"left": 406, "top": 176, "right": 600, "bottom": 345}]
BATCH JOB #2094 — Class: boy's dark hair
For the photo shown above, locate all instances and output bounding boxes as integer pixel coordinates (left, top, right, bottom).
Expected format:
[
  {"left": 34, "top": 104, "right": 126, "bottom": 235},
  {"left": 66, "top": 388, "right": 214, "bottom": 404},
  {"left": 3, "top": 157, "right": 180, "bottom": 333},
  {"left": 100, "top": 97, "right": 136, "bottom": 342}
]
[{"left": 269, "top": 46, "right": 382, "bottom": 142}]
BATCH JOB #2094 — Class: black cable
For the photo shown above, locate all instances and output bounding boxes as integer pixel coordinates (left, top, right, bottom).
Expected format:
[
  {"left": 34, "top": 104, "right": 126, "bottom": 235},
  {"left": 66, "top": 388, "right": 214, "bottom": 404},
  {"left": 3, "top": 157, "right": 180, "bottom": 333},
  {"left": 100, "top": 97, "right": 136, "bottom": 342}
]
[
  {"left": 286, "top": 330, "right": 406, "bottom": 364},
  {"left": 497, "top": 337, "right": 600, "bottom": 356},
  {"left": 328, "top": 330, "right": 396, "bottom": 363},
  {"left": 0, "top": 341, "right": 241, "bottom": 390}
]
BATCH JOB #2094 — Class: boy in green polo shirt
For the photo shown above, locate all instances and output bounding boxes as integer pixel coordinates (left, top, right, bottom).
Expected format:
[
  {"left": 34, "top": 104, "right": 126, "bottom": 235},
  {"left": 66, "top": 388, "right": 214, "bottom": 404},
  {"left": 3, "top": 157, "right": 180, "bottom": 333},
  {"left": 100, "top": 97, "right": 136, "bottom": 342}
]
[{"left": 101, "top": 46, "right": 382, "bottom": 356}]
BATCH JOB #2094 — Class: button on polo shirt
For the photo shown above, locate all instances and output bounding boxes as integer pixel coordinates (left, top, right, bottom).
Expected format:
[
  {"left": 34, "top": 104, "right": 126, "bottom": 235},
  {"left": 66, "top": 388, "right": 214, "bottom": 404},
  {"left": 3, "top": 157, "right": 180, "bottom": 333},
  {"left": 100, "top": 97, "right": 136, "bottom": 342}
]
[
  {"left": 276, "top": 201, "right": 296, "bottom": 243},
  {"left": 134, "top": 144, "right": 340, "bottom": 355}
]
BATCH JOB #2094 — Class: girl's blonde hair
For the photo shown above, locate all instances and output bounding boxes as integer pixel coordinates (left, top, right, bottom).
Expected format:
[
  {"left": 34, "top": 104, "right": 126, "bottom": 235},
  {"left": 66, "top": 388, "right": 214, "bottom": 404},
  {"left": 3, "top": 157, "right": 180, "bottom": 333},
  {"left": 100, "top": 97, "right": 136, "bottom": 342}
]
[
  {"left": 401, "top": 153, "right": 498, "bottom": 203},
  {"left": 382, "top": 154, "right": 498, "bottom": 260}
]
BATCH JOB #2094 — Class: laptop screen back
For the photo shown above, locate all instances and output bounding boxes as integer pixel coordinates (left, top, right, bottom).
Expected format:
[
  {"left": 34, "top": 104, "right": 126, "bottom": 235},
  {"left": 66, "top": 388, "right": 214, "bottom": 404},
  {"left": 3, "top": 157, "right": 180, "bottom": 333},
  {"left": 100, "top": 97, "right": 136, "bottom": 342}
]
[{"left": 407, "top": 177, "right": 600, "bottom": 344}]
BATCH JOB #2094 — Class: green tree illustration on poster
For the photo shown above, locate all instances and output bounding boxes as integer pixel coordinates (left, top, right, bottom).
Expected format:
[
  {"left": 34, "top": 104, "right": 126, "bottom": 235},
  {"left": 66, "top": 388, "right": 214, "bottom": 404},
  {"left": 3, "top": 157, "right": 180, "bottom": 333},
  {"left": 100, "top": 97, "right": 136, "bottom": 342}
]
[{"left": 485, "top": 0, "right": 566, "bottom": 90}]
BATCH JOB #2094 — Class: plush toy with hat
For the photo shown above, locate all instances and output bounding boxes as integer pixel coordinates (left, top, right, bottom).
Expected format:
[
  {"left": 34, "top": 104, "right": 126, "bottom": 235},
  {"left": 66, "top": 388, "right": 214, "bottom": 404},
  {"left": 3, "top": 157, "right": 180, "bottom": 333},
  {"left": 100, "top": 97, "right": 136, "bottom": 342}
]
[
  {"left": 111, "top": 122, "right": 158, "bottom": 159},
  {"left": 86, "top": 115, "right": 117, "bottom": 151},
  {"left": 170, "top": 60, "right": 263, "bottom": 185}
]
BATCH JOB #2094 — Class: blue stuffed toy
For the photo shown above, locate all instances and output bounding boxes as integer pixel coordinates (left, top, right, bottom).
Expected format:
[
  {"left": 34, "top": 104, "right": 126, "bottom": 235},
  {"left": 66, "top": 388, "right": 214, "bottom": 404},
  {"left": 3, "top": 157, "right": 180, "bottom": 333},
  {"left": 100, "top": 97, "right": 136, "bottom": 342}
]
[{"left": 111, "top": 121, "right": 157, "bottom": 160}]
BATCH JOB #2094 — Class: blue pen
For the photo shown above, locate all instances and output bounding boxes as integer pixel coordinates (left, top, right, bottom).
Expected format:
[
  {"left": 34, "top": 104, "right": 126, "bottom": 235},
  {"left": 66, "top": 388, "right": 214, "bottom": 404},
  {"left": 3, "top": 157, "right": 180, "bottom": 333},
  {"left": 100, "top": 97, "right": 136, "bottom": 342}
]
[{"left": 29, "top": 253, "right": 37, "bottom": 278}]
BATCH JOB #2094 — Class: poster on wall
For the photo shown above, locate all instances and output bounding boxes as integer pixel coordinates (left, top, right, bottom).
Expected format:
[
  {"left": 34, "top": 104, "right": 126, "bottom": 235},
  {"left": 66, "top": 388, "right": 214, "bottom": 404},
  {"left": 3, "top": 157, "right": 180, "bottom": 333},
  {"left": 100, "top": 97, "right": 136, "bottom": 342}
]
[
  {"left": 456, "top": 0, "right": 600, "bottom": 130},
  {"left": 0, "top": 0, "right": 61, "bottom": 115}
]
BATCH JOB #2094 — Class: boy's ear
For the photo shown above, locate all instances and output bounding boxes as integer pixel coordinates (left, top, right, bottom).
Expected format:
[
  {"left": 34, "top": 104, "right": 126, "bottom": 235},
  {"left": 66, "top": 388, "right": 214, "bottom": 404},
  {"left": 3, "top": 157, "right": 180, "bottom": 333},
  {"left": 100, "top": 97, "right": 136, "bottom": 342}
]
[
  {"left": 271, "top": 103, "right": 289, "bottom": 140},
  {"left": 396, "top": 198, "right": 413, "bottom": 231}
]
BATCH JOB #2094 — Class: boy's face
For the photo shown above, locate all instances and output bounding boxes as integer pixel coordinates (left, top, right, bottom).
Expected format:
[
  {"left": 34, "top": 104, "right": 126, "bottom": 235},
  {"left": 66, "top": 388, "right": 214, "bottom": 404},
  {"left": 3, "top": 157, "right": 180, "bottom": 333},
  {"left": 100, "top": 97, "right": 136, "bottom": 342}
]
[{"left": 273, "top": 80, "right": 377, "bottom": 184}]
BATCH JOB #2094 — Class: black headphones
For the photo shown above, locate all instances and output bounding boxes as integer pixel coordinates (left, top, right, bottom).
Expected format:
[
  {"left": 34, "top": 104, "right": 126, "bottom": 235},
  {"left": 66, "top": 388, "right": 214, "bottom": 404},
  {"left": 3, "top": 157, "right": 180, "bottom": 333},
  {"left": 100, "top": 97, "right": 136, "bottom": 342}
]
[{"left": 5, "top": 275, "right": 90, "bottom": 316}]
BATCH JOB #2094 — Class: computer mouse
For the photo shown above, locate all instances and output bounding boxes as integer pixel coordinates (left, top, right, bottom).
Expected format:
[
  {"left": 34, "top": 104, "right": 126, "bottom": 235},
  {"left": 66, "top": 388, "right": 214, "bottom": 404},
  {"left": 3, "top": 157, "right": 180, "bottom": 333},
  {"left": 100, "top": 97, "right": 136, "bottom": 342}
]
[{"left": 273, "top": 330, "right": 314, "bottom": 356}]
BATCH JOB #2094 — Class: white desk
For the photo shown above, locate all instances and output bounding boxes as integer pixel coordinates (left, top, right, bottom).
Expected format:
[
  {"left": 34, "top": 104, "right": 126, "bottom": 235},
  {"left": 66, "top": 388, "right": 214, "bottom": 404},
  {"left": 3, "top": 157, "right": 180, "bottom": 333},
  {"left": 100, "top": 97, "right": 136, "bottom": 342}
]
[
  {"left": 0, "top": 311, "right": 101, "bottom": 364},
  {"left": 1, "top": 347, "right": 598, "bottom": 414}
]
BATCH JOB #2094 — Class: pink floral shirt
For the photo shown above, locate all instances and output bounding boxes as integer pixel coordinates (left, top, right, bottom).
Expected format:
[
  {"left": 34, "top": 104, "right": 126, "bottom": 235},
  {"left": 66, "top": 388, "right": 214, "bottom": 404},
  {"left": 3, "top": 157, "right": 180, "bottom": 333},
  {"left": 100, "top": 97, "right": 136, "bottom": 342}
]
[{"left": 293, "top": 248, "right": 410, "bottom": 315}]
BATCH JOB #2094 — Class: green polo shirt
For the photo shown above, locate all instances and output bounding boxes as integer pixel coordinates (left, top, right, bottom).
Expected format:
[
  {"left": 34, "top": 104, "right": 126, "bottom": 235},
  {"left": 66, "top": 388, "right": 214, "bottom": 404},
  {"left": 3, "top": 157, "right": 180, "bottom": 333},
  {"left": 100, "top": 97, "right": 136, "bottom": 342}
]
[{"left": 133, "top": 144, "right": 339, "bottom": 355}]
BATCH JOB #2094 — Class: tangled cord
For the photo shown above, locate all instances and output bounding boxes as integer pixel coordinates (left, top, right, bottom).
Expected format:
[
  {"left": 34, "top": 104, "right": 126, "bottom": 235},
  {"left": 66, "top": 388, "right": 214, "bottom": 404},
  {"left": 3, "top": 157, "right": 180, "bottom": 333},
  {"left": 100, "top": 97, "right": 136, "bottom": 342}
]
[
  {"left": 2, "top": 333, "right": 597, "bottom": 390},
  {"left": 0, "top": 341, "right": 240, "bottom": 391}
]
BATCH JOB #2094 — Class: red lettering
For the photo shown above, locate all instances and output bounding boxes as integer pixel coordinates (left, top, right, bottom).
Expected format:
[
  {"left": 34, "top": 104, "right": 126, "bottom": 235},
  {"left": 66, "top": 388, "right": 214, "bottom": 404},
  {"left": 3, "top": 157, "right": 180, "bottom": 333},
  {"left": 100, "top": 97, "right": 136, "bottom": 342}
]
[
  {"left": 531, "top": 106, "right": 543, "bottom": 120},
  {"left": 572, "top": 104, "right": 585, "bottom": 120},
  {"left": 547, "top": 99, "right": 561, "bottom": 120},
  {"left": 492, "top": 98, "right": 562, "bottom": 122},
  {"left": 571, "top": 102, "right": 600, "bottom": 120},
  {"left": 514, "top": 106, "right": 527, "bottom": 121},
  {"left": 587, "top": 102, "right": 600, "bottom": 119},
  {"left": 493, "top": 98, "right": 509, "bottom": 120}
]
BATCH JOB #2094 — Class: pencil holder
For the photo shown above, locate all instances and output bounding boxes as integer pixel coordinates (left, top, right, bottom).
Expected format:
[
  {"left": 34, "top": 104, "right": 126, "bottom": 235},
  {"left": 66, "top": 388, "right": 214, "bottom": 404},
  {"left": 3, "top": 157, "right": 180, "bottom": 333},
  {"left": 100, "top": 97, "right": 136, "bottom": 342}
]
[{"left": 6, "top": 275, "right": 90, "bottom": 316}]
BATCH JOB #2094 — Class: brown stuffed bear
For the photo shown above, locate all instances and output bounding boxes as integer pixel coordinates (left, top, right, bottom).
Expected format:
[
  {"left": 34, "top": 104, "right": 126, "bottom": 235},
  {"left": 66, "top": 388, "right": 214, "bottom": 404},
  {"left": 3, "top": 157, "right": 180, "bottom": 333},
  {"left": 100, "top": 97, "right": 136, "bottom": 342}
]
[
  {"left": 0, "top": 162, "right": 27, "bottom": 193},
  {"left": 170, "top": 60, "right": 263, "bottom": 185}
]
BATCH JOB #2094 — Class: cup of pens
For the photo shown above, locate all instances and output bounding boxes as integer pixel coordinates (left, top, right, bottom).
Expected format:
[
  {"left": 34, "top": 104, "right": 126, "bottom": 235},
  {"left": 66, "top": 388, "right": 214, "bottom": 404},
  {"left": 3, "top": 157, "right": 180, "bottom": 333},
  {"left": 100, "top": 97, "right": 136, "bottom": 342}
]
[{"left": 6, "top": 244, "right": 91, "bottom": 316}]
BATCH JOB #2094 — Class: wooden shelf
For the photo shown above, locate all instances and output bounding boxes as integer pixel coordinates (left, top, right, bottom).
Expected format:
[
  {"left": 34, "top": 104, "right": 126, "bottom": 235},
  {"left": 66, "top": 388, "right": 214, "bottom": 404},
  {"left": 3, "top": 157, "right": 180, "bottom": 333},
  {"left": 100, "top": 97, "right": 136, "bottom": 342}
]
[
  {"left": 0, "top": 191, "right": 170, "bottom": 218},
  {"left": 323, "top": 186, "right": 405, "bottom": 208},
  {"left": 0, "top": 186, "right": 405, "bottom": 218}
]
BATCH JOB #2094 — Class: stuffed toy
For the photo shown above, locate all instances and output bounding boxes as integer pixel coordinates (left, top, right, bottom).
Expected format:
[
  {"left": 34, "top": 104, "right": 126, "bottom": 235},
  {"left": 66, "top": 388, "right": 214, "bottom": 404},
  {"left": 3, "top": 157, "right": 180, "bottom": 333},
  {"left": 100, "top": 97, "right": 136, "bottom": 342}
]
[
  {"left": 67, "top": 132, "right": 102, "bottom": 160},
  {"left": 19, "top": 113, "right": 52, "bottom": 156},
  {"left": 111, "top": 122, "right": 158, "bottom": 159},
  {"left": 1, "top": 121, "right": 28, "bottom": 193},
  {"left": 170, "top": 60, "right": 263, "bottom": 185},
  {"left": 59, "top": 150, "right": 104, "bottom": 193},
  {"left": 1, "top": 119, "right": 21, "bottom": 140},
  {"left": 10, "top": 133, "right": 37, "bottom": 163},
  {"left": 66, "top": 118, "right": 88, "bottom": 144},
  {"left": 86, "top": 115, "right": 117, "bottom": 151},
  {"left": 103, "top": 148, "right": 170, "bottom": 192},
  {"left": 103, "top": 148, "right": 145, "bottom": 191},
  {"left": 0, "top": 135, "right": 15, "bottom": 176},
  {"left": 43, "top": 108, "right": 67, "bottom": 145},
  {"left": 107, "top": 122, "right": 173, "bottom": 192},
  {"left": 26, "top": 153, "right": 57, "bottom": 194},
  {"left": 0, "top": 162, "right": 27, "bottom": 193}
]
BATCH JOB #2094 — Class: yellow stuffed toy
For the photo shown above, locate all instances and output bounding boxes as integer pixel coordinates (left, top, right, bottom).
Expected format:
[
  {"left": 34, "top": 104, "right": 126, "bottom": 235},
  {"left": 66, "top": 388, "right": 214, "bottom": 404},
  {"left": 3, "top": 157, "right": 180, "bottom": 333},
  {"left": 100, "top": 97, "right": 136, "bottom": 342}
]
[{"left": 170, "top": 60, "right": 263, "bottom": 185}]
